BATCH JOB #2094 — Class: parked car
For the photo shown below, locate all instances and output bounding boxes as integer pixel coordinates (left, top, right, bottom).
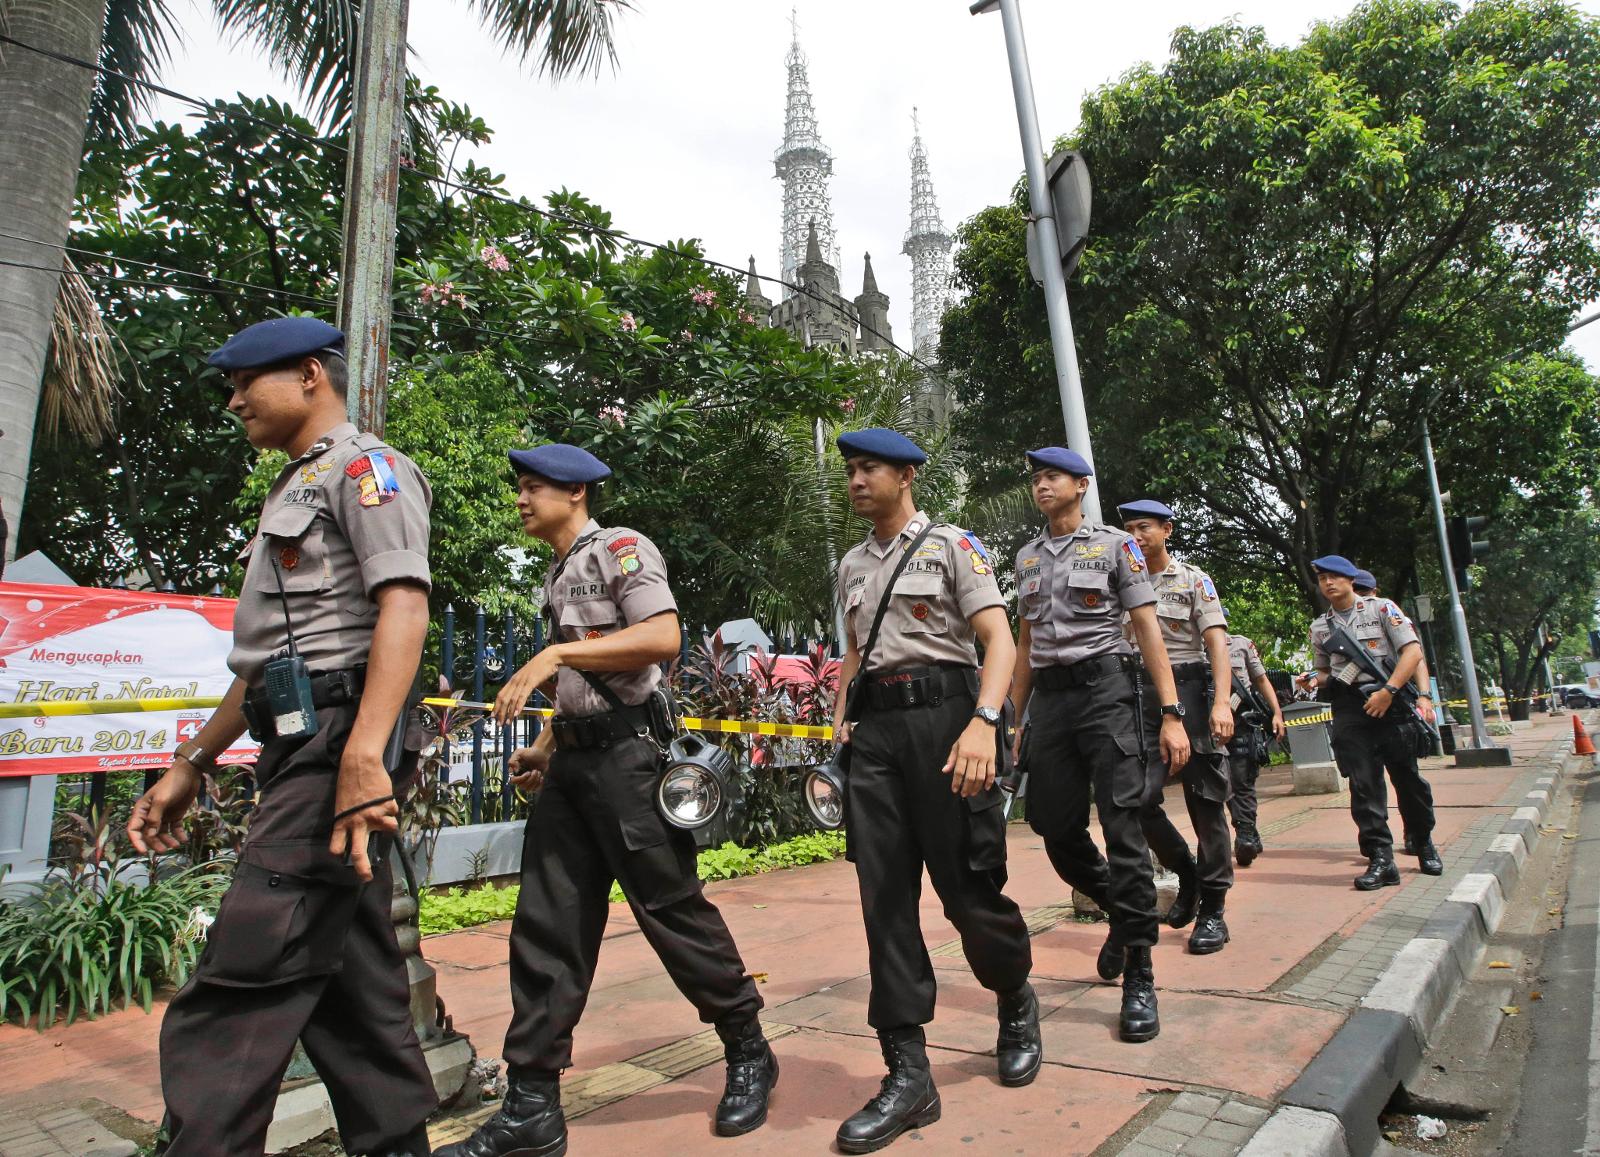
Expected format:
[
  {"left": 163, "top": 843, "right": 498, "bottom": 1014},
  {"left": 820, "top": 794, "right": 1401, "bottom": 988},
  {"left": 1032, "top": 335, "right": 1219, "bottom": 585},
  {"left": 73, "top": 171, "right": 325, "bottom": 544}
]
[{"left": 1555, "top": 684, "right": 1600, "bottom": 709}]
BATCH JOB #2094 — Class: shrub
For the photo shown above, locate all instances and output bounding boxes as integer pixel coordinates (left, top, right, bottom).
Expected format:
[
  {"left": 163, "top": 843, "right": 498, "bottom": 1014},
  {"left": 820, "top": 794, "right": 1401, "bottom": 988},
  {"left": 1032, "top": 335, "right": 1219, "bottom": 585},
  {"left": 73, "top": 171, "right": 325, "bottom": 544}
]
[
  {"left": 0, "top": 859, "right": 229, "bottom": 1030},
  {"left": 420, "top": 830, "right": 849, "bottom": 933}
]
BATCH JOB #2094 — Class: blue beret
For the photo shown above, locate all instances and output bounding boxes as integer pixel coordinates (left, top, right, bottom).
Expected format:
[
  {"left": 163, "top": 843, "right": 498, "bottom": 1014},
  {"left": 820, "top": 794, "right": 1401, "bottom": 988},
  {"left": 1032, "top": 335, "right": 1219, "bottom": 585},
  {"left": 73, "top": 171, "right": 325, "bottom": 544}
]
[
  {"left": 1117, "top": 499, "right": 1175, "bottom": 522},
  {"left": 1025, "top": 446, "right": 1094, "bottom": 476},
  {"left": 1311, "top": 555, "right": 1360, "bottom": 579},
  {"left": 1352, "top": 569, "right": 1377, "bottom": 591},
  {"left": 508, "top": 444, "right": 612, "bottom": 484},
  {"left": 207, "top": 316, "right": 344, "bottom": 371},
  {"left": 836, "top": 427, "right": 926, "bottom": 466}
]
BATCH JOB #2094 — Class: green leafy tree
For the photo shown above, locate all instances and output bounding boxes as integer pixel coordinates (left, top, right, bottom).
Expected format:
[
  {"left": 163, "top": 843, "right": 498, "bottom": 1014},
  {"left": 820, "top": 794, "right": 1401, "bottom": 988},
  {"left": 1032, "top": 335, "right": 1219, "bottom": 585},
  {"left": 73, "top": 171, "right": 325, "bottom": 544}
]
[
  {"left": 1, "top": 0, "right": 628, "bottom": 557},
  {"left": 1464, "top": 501, "right": 1600, "bottom": 714},
  {"left": 942, "top": 0, "right": 1600, "bottom": 606}
]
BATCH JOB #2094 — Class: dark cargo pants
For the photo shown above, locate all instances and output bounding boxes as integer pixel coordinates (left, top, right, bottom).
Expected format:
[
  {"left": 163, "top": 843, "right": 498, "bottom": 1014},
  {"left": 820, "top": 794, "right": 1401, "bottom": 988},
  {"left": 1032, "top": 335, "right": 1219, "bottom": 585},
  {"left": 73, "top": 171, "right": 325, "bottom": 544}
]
[
  {"left": 1330, "top": 700, "right": 1428, "bottom": 858},
  {"left": 503, "top": 735, "right": 761, "bottom": 1075},
  {"left": 846, "top": 690, "right": 1032, "bottom": 1029},
  {"left": 1225, "top": 737, "right": 1261, "bottom": 832},
  {"left": 1025, "top": 669, "right": 1160, "bottom": 948},
  {"left": 159, "top": 703, "right": 435, "bottom": 1157},
  {"left": 1140, "top": 675, "right": 1234, "bottom": 894}
]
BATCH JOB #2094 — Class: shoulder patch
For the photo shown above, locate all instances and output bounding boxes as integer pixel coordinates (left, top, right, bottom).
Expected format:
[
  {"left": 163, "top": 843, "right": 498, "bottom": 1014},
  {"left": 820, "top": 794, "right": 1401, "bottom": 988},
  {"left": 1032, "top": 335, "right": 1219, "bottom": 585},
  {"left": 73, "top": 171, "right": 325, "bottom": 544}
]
[
  {"left": 345, "top": 451, "right": 400, "bottom": 507},
  {"left": 1121, "top": 538, "right": 1146, "bottom": 573},
  {"left": 1199, "top": 576, "right": 1218, "bottom": 602},
  {"left": 607, "top": 535, "right": 640, "bottom": 554},
  {"left": 956, "top": 532, "right": 993, "bottom": 566}
]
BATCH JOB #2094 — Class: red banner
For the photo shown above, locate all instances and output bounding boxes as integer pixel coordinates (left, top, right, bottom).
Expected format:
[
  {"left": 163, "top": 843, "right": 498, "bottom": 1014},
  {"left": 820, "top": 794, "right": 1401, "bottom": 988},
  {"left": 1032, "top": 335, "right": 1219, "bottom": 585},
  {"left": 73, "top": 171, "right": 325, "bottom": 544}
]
[{"left": 0, "top": 582, "right": 258, "bottom": 778}]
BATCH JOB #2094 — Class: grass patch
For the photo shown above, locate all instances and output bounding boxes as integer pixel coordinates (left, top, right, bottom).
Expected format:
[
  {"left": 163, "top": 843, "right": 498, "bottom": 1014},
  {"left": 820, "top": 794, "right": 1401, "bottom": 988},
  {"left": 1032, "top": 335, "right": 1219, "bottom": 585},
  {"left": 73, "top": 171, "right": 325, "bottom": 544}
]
[{"left": 419, "top": 830, "right": 847, "bottom": 935}]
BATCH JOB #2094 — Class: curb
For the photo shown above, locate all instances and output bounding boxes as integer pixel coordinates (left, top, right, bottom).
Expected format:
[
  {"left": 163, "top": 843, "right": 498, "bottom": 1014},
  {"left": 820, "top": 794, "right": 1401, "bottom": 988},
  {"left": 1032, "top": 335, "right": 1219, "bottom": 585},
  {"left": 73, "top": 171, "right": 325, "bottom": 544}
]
[{"left": 1245, "top": 732, "right": 1580, "bottom": 1157}]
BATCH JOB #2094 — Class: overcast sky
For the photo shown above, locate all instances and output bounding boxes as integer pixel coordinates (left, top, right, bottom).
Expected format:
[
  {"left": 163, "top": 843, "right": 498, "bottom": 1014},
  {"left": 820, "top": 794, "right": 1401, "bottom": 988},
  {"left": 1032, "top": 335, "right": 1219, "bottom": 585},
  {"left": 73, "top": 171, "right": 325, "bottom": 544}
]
[{"left": 154, "top": 0, "right": 1600, "bottom": 370}]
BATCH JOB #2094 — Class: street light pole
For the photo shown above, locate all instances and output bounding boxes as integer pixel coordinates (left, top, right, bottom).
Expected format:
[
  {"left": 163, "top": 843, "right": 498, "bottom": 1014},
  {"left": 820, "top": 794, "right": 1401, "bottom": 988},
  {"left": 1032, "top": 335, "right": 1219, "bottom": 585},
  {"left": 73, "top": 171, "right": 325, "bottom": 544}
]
[
  {"left": 972, "top": 0, "right": 1100, "bottom": 522},
  {"left": 1421, "top": 418, "right": 1492, "bottom": 748}
]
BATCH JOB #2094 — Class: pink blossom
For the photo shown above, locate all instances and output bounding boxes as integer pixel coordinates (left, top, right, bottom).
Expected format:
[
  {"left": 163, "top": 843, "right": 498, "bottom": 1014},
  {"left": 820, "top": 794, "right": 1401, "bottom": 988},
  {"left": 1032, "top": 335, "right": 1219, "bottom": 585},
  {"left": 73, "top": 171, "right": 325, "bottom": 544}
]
[
  {"left": 420, "top": 281, "right": 467, "bottom": 309},
  {"left": 680, "top": 329, "right": 695, "bottom": 342},
  {"left": 738, "top": 310, "right": 756, "bottom": 325},
  {"left": 690, "top": 287, "right": 718, "bottom": 307},
  {"left": 619, "top": 311, "right": 638, "bottom": 332},
  {"left": 841, "top": 397, "right": 857, "bottom": 414},
  {"left": 599, "top": 405, "right": 627, "bottom": 425},
  {"left": 479, "top": 245, "right": 510, "bottom": 272}
]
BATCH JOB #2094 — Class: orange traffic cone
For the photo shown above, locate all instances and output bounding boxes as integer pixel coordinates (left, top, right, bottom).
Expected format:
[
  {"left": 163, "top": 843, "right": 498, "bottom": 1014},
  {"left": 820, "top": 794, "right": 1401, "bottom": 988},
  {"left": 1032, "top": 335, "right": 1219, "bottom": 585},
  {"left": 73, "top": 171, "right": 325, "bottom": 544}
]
[{"left": 1575, "top": 714, "right": 1597, "bottom": 757}]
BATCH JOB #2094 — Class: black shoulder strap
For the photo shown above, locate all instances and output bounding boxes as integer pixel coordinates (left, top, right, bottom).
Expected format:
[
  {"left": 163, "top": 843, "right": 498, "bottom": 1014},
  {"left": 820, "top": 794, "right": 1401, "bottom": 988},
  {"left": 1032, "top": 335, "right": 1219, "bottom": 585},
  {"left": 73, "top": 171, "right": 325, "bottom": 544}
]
[{"left": 847, "top": 522, "right": 940, "bottom": 713}]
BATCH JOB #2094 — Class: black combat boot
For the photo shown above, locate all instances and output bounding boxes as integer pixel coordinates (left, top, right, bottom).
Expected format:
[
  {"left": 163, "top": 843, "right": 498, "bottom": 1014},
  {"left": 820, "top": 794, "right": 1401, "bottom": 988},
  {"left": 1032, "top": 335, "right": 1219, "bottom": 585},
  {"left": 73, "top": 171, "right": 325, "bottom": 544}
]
[
  {"left": 1165, "top": 854, "right": 1200, "bottom": 928},
  {"left": 1401, "top": 831, "right": 1419, "bottom": 856},
  {"left": 1416, "top": 841, "right": 1443, "bottom": 876},
  {"left": 1354, "top": 851, "right": 1401, "bottom": 891},
  {"left": 995, "top": 982, "right": 1043, "bottom": 1087},
  {"left": 714, "top": 1018, "right": 778, "bottom": 1136},
  {"left": 1118, "top": 946, "right": 1160, "bottom": 1043},
  {"left": 369, "top": 1121, "right": 433, "bottom": 1157},
  {"left": 1096, "top": 926, "right": 1124, "bottom": 981},
  {"left": 433, "top": 1071, "right": 567, "bottom": 1157},
  {"left": 836, "top": 1026, "right": 942, "bottom": 1154},
  {"left": 1234, "top": 823, "right": 1262, "bottom": 868},
  {"left": 1187, "top": 891, "right": 1230, "bottom": 955}
]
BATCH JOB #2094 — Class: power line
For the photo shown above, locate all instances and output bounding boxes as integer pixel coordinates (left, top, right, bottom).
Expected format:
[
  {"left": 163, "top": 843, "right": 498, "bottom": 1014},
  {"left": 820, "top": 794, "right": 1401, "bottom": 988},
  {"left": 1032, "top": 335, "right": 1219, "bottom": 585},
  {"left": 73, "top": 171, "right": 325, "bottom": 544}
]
[{"left": 0, "top": 30, "right": 943, "bottom": 378}]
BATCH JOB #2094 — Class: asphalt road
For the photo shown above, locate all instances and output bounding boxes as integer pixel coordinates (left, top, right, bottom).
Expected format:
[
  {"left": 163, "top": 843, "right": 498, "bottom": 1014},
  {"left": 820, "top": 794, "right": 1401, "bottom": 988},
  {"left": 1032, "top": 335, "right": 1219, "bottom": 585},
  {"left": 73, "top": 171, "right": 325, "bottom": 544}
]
[{"left": 1506, "top": 761, "right": 1600, "bottom": 1156}]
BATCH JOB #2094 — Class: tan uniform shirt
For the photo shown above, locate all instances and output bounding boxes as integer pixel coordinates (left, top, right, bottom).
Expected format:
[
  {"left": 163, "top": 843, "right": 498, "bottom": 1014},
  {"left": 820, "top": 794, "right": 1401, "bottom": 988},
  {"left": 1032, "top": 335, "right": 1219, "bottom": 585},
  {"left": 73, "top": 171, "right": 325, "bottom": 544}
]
[
  {"left": 229, "top": 422, "right": 432, "bottom": 686},
  {"left": 1016, "top": 521, "right": 1155, "bottom": 668},
  {"left": 1227, "top": 634, "right": 1268, "bottom": 684},
  {"left": 1128, "top": 559, "right": 1226, "bottom": 664},
  {"left": 1309, "top": 596, "right": 1420, "bottom": 687},
  {"left": 837, "top": 513, "right": 1003, "bottom": 673},
  {"left": 543, "top": 519, "right": 677, "bottom": 716}
]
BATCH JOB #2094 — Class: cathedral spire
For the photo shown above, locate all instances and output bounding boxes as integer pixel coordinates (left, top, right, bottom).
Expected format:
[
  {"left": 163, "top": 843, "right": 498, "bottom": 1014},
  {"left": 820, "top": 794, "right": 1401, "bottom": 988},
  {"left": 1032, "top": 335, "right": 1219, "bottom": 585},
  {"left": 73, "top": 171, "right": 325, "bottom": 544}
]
[
  {"left": 861, "top": 252, "right": 879, "bottom": 295},
  {"left": 774, "top": 10, "right": 838, "bottom": 297},
  {"left": 903, "top": 107, "right": 954, "bottom": 363},
  {"left": 805, "top": 218, "right": 823, "bottom": 268},
  {"left": 745, "top": 255, "right": 773, "bottom": 319}
]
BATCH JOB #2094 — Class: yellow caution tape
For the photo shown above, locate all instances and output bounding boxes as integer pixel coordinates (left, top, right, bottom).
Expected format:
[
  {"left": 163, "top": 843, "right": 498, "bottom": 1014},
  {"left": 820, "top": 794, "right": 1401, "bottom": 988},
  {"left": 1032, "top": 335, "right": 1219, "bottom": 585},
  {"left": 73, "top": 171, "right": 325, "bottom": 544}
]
[
  {"left": 1285, "top": 710, "right": 1332, "bottom": 727},
  {"left": 0, "top": 696, "right": 224, "bottom": 719},
  {"left": 421, "top": 697, "right": 835, "bottom": 740}
]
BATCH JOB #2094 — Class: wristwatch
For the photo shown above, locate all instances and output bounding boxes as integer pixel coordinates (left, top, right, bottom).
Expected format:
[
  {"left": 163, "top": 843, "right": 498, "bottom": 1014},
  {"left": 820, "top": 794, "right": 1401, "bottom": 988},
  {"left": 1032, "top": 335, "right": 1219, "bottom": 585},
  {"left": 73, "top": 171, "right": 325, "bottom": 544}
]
[
  {"left": 1382, "top": 684, "right": 1402, "bottom": 696},
  {"left": 173, "top": 739, "right": 213, "bottom": 769},
  {"left": 1159, "top": 703, "right": 1185, "bottom": 719},
  {"left": 973, "top": 706, "right": 1003, "bottom": 727}
]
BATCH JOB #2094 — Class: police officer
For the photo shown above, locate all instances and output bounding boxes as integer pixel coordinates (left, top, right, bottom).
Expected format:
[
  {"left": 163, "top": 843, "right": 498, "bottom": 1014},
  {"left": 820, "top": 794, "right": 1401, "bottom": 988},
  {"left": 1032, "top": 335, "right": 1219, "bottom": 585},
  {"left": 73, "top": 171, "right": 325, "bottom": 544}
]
[
  {"left": 439, "top": 445, "right": 775, "bottom": 1157},
  {"left": 830, "top": 428, "right": 1037, "bottom": 1154},
  {"left": 1222, "top": 622, "right": 1285, "bottom": 867},
  {"left": 1305, "top": 555, "right": 1433, "bottom": 888},
  {"left": 1010, "top": 452, "right": 1191, "bottom": 1042},
  {"left": 1117, "top": 500, "right": 1235, "bottom": 954},
  {"left": 128, "top": 317, "right": 436, "bottom": 1157},
  {"left": 1351, "top": 569, "right": 1443, "bottom": 875}
]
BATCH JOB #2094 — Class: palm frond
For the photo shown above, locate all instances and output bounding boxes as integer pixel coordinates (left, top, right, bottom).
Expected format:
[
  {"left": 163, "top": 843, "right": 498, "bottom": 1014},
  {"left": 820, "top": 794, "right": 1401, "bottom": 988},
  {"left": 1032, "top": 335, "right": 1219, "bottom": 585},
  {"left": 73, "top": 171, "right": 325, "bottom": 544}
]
[
  {"left": 42, "top": 256, "right": 120, "bottom": 445},
  {"left": 465, "top": 0, "right": 629, "bottom": 80},
  {"left": 89, "top": 0, "right": 183, "bottom": 145},
  {"left": 212, "top": 0, "right": 357, "bottom": 129}
]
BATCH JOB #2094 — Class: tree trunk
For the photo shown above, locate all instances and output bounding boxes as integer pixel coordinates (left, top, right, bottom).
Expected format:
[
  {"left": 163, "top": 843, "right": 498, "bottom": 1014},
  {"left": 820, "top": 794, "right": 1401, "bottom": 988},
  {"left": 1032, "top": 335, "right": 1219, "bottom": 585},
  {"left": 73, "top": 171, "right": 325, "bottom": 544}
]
[{"left": 0, "top": 0, "right": 102, "bottom": 562}]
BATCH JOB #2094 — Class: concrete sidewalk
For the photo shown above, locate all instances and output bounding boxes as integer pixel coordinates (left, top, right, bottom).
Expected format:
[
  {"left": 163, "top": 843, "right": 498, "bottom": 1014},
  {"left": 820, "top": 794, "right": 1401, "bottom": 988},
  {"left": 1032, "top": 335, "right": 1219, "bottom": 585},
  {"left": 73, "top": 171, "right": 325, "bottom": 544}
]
[{"left": 0, "top": 713, "right": 1578, "bottom": 1156}]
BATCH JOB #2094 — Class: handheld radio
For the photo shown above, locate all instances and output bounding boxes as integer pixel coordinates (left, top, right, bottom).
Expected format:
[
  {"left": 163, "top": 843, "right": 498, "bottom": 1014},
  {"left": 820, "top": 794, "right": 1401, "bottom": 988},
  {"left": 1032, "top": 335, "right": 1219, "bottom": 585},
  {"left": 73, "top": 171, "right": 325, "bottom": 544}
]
[{"left": 264, "top": 556, "right": 319, "bottom": 739}]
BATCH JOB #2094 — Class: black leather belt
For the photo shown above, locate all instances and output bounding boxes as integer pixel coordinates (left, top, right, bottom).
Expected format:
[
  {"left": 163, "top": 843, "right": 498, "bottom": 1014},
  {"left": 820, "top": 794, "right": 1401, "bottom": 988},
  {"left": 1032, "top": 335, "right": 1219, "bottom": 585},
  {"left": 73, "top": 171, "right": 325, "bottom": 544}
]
[
  {"left": 1169, "top": 661, "right": 1211, "bottom": 684},
  {"left": 243, "top": 664, "right": 365, "bottom": 740},
  {"left": 861, "top": 665, "right": 975, "bottom": 711},
  {"left": 1033, "top": 654, "right": 1132, "bottom": 691},
  {"left": 551, "top": 703, "right": 655, "bottom": 751}
]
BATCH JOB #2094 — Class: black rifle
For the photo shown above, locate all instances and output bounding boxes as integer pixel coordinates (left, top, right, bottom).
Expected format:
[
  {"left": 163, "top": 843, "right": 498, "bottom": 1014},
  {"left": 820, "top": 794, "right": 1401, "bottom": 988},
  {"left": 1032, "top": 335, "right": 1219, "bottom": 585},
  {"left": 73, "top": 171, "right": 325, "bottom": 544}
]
[
  {"left": 1001, "top": 715, "right": 1028, "bottom": 820},
  {"left": 1322, "top": 622, "right": 1438, "bottom": 753}
]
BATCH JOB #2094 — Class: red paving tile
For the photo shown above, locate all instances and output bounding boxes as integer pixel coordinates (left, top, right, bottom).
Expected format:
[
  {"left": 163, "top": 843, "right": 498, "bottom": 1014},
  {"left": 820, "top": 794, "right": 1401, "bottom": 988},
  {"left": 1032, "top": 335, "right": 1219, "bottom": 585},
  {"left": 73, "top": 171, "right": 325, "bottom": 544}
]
[
  {"left": 0, "top": 714, "right": 1569, "bottom": 1146},
  {"left": 573, "top": 1027, "right": 1152, "bottom": 1156}
]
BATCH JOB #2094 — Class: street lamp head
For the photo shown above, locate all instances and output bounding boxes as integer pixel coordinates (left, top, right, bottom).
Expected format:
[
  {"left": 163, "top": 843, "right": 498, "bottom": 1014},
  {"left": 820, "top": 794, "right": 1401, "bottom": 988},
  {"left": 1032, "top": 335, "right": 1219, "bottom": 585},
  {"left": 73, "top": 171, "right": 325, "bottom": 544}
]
[{"left": 970, "top": 0, "right": 1000, "bottom": 14}]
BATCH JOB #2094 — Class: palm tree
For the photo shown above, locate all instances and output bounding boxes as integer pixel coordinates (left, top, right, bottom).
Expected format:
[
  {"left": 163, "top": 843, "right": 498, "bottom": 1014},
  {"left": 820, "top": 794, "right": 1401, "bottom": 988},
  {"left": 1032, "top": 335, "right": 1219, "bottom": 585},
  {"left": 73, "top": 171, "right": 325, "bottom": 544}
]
[{"left": 0, "top": 0, "right": 628, "bottom": 562}]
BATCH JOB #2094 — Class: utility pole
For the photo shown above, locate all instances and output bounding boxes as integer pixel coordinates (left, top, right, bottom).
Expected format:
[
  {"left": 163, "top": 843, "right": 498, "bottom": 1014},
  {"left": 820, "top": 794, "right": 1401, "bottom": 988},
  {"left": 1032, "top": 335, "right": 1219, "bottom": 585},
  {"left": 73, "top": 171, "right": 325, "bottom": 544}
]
[
  {"left": 1422, "top": 418, "right": 1494, "bottom": 750},
  {"left": 338, "top": 0, "right": 410, "bottom": 434},
  {"left": 971, "top": 0, "right": 1101, "bottom": 522}
]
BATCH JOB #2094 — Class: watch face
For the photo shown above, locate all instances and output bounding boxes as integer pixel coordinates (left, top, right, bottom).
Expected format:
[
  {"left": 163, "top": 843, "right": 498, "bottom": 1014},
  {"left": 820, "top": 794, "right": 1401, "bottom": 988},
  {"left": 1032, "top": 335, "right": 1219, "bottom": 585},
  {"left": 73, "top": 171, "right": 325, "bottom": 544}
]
[{"left": 975, "top": 707, "right": 1002, "bottom": 724}]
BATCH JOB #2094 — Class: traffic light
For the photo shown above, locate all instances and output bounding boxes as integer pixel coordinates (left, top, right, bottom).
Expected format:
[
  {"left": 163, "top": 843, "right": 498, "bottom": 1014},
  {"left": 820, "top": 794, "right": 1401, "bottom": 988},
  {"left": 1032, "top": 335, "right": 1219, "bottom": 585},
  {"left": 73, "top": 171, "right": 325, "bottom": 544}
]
[{"left": 1445, "top": 514, "right": 1491, "bottom": 590}]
